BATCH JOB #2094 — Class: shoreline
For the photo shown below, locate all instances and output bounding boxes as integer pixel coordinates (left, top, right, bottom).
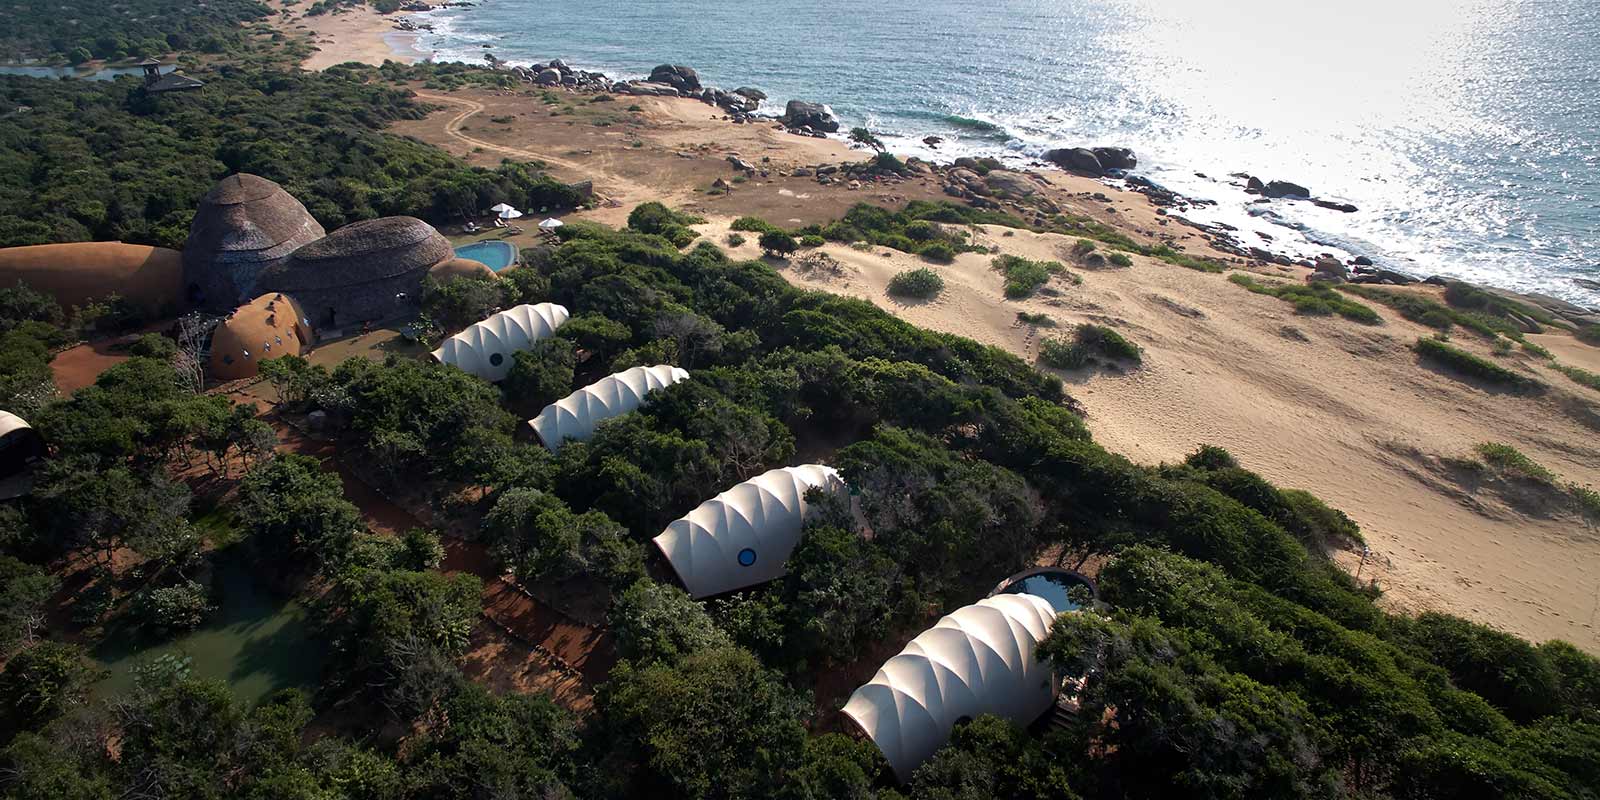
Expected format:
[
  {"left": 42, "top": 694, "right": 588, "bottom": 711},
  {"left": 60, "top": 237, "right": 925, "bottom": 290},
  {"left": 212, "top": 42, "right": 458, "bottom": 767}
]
[{"left": 283, "top": 4, "right": 425, "bottom": 70}]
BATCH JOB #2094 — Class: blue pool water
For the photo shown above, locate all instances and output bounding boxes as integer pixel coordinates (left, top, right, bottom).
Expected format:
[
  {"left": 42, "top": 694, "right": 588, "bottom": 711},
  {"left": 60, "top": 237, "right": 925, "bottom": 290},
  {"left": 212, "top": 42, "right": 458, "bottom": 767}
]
[
  {"left": 997, "top": 570, "right": 1095, "bottom": 614},
  {"left": 454, "top": 240, "right": 518, "bottom": 272}
]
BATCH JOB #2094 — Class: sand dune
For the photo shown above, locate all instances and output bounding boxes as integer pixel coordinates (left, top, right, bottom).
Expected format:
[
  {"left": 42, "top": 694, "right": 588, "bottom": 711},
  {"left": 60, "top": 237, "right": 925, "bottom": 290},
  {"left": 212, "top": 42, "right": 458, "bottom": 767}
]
[{"left": 699, "top": 218, "right": 1600, "bottom": 651}]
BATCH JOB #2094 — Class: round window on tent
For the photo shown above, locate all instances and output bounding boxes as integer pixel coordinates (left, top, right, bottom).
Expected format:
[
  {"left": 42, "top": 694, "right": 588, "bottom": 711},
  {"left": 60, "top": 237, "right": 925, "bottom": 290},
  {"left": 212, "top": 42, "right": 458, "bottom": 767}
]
[
  {"left": 737, "top": 548, "right": 757, "bottom": 567},
  {"left": 489, "top": 352, "right": 504, "bottom": 367}
]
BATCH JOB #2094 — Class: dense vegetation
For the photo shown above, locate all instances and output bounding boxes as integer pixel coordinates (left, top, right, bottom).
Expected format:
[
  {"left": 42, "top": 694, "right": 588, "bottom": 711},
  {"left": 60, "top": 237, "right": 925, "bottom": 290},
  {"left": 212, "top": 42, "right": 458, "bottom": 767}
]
[
  {"left": 886, "top": 267, "right": 945, "bottom": 299},
  {"left": 1039, "top": 323, "right": 1143, "bottom": 370},
  {"left": 0, "top": 63, "right": 584, "bottom": 248},
  {"left": 0, "top": 0, "right": 271, "bottom": 62},
  {"left": 1, "top": 204, "right": 1597, "bottom": 799},
  {"left": 993, "top": 254, "right": 1076, "bottom": 298}
]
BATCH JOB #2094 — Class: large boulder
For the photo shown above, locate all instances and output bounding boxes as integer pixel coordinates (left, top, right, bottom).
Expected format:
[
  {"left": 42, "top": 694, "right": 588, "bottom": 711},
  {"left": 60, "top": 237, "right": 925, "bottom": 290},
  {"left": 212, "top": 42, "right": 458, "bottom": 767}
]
[
  {"left": 535, "top": 69, "right": 562, "bottom": 86},
  {"left": 1092, "top": 147, "right": 1137, "bottom": 170},
  {"left": 984, "top": 170, "right": 1039, "bottom": 197},
  {"left": 780, "top": 100, "right": 840, "bottom": 133},
  {"left": 1044, "top": 147, "right": 1104, "bottom": 175},
  {"left": 1263, "top": 180, "right": 1312, "bottom": 199},
  {"left": 732, "top": 87, "right": 767, "bottom": 101},
  {"left": 649, "top": 64, "right": 701, "bottom": 92}
]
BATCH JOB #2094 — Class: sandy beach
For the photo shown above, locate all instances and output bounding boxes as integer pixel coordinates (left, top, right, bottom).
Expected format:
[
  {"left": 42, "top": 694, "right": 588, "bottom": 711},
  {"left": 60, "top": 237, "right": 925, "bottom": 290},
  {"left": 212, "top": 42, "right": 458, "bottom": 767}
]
[
  {"left": 280, "top": 11, "right": 1600, "bottom": 652},
  {"left": 277, "top": 2, "right": 421, "bottom": 70}
]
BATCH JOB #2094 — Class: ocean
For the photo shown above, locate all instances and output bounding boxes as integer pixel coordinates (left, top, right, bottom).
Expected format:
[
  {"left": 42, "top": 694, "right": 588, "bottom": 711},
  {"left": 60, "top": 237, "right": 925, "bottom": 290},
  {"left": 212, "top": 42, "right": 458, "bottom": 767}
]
[{"left": 410, "top": 0, "right": 1600, "bottom": 306}]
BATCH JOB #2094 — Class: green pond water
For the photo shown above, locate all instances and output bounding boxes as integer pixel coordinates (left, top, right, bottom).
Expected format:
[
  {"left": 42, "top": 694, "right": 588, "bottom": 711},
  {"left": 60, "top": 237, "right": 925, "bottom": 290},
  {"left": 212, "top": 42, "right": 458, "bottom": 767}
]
[{"left": 93, "top": 553, "right": 326, "bottom": 708}]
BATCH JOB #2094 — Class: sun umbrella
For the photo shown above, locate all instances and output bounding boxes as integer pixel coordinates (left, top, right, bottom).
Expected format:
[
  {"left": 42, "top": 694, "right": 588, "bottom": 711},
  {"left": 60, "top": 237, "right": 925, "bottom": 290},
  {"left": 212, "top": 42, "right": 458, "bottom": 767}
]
[
  {"left": 539, "top": 218, "right": 565, "bottom": 230},
  {"left": 489, "top": 203, "right": 516, "bottom": 214},
  {"left": 498, "top": 207, "right": 524, "bottom": 221}
]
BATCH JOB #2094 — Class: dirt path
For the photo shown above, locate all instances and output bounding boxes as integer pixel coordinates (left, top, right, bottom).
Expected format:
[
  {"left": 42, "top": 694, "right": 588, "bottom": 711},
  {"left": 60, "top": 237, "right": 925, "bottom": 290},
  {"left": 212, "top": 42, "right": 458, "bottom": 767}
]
[{"left": 413, "top": 90, "right": 662, "bottom": 210}]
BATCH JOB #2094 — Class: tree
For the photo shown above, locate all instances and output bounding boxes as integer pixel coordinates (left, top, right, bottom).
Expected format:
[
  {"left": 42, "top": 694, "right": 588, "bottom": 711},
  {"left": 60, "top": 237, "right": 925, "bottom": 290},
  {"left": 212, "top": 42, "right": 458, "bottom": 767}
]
[
  {"left": 501, "top": 338, "right": 574, "bottom": 418},
  {"left": 402, "top": 682, "right": 580, "bottom": 799},
  {"left": 597, "top": 645, "right": 808, "bottom": 800},
  {"left": 759, "top": 230, "right": 799, "bottom": 258},
  {"left": 607, "top": 579, "right": 730, "bottom": 666},
  {"left": 848, "top": 127, "right": 886, "bottom": 153},
  {"left": 0, "top": 557, "right": 57, "bottom": 655},
  {"left": 237, "top": 453, "right": 363, "bottom": 568},
  {"left": 0, "top": 642, "right": 105, "bottom": 741},
  {"left": 907, "top": 715, "right": 1077, "bottom": 800}
]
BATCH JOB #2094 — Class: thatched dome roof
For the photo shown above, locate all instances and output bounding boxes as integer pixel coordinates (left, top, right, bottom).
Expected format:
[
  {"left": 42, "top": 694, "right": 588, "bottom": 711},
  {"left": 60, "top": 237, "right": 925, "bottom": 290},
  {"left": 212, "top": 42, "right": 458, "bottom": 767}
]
[
  {"left": 208, "top": 293, "right": 313, "bottom": 381},
  {"left": 183, "top": 174, "right": 325, "bottom": 309},
  {"left": 0, "top": 242, "right": 183, "bottom": 312},
  {"left": 429, "top": 257, "right": 498, "bottom": 284},
  {"left": 260, "top": 217, "right": 451, "bottom": 293}
]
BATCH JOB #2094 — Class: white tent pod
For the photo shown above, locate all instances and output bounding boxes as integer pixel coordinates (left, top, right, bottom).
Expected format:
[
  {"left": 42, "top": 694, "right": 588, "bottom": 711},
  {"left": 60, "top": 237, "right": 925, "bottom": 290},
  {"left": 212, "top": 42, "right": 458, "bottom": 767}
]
[
  {"left": 528, "top": 364, "right": 690, "bottom": 452},
  {"left": 652, "top": 464, "right": 845, "bottom": 599},
  {"left": 841, "top": 594, "right": 1060, "bottom": 782},
  {"left": 430, "top": 302, "right": 569, "bottom": 382}
]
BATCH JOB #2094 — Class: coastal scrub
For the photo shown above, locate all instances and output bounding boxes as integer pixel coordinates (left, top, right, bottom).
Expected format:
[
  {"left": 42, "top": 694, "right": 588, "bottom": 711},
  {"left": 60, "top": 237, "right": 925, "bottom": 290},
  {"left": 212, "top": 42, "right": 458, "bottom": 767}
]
[
  {"left": 887, "top": 268, "right": 945, "bottom": 299},
  {"left": 1229, "top": 274, "right": 1381, "bottom": 324},
  {"left": 1039, "top": 323, "right": 1142, "bottom": 369},
  {"left": 992, "top": 255, "right": 1076, "bottom": 299},
  {"left": 1415, "top": 336, "right": 1543, "bottom": 392}
]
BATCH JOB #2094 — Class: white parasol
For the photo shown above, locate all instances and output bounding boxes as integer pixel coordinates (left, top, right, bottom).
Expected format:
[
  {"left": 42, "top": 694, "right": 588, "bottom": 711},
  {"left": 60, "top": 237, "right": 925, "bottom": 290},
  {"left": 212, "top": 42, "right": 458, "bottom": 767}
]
[{"left": 538, "top": 218, "right": 565, "bottom": 230}]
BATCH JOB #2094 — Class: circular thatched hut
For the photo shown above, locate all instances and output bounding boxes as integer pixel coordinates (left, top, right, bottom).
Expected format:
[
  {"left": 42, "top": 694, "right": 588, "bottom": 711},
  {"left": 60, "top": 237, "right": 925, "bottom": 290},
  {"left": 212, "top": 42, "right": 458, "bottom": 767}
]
[
  {"left": 255, "top": 216, "right": 450, "bottom": 329},
  {"left": 183, "top": 174, "right": 325, "bottom": 311},
  {"left": 429, "top": 257, "right": 498, "bottom": 284},
  {"left": 208, "top": 293, "right": 314, "bottom": 381},
  {"left": 0, "top": 242, "right": 183, "bottom": 313}
]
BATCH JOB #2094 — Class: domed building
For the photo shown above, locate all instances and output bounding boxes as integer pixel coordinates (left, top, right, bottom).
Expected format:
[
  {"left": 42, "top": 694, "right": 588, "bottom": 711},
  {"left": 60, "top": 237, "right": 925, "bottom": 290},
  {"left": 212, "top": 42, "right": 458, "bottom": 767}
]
[
  {"left": 429, "top": 257, "right": 498, "bottom": 285},
  {"left": 183, "top": 174, "right": 325, "bottom": 311},
  {"left": 256, "top": 216, "right": 451, "bottom": 329},
  {"left": 208, "top": 293, "right": 314, "bottom": 381},
  {"left": 0, "top": 242, "right": 183, "bottom": 313}
]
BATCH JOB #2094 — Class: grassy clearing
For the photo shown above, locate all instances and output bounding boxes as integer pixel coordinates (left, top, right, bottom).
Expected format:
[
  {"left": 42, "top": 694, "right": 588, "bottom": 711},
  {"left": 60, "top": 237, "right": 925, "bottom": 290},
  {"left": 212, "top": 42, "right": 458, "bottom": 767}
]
[
  {"left": 1414, "top": 336, "right": 1543, "bottom": 392},
  {"left": 1045, "top": 213, "right": 1227, "bottom": 272},
  {"left": 992, "top": 255, "right": 1077, "bottom": 298},
  {"left": 1337, "top": 284, "right": 1524, "bottom": 340},
  {"left": 1444, "top": 281, "right": 1557, "bottom": 326},
  {"left": 887, "top": 268, "right": 945, "bottom": 299},
  {"left": 1039, "top": 323, "right": 1142, "bottom": 369},
  {"left": 1229, "top": 274, "right": 1382, "bottom": 324}
]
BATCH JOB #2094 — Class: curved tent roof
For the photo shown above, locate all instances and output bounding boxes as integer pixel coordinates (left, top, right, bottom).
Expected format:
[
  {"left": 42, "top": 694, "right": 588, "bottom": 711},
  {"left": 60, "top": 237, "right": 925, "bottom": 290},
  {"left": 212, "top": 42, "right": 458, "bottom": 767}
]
[
  {"left": 529, "top": 364, "right": 689, "bottom": 452},
  {"left": 841, "top": 594, "right": 1060, "bottom": 782},
  {"left": 652, "top": 464, "right": 845, "bottom": 599},
  {"left": 431, "top": 303, "right": 569, "bottom": 382}
]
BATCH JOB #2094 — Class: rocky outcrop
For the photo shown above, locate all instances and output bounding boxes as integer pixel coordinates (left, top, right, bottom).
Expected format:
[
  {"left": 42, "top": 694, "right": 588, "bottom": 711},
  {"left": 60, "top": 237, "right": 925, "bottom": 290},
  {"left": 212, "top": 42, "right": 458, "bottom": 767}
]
[
  {"left": 1263, "top": 180, "right": 1311, "bottom": 199},
  {"left": 1092, "top": 147, "right": 1137, "bottom": 170},
  {"left": 1044, "top": 147, "right": 1103, "bottom": 175},
  {"left": 732, "top": 87, "right": 766, "bottom": 101},
  {"left": 1308, "top": 255, "right": 1348, "bottom": 283},
  {"left": 649, "top": 64, "right": 701, "bottom": 92},
  {"left": 780, "top": 100, "right": 840, "bottom": 133}
]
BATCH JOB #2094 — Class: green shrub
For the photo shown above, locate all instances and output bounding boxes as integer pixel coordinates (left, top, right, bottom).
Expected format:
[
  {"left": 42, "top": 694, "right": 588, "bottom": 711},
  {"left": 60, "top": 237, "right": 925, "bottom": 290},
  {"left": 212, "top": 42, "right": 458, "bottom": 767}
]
[
  {"left": 1553, "top": 363, "right": 1600, "bottom": 392},
  {"left": 887, "top": 268, "right": 945, "bottom": 299},
  {"left": 731, "top": 216, "right": 779, "bottom": 234},
  {"left": 1039, "top": 323, "right": 1141, "bottom": 369},
  {"left": 1108, "top": 252, "right": 1133, "bottom": 267},
  {"left": 992, "top": 255, "right": 1072, "bottom": 299},
  {"left": 799, "top": 234, "right": 825, "bottom": 248},
  {"left": 1415, "top": 337, "right": 1542, "bottom": 391},
  {"left": 1016, "top": 311, "right": 1055, "bottom": 327},
  {"left": 1577, "top": 325, "right": 1600, "bottom": 346},
  {"left": 758, "top": 230, "right": 799, "bottom": 257},
  {"left": 726, "top": 233, "right": 746, "bottom": 248},
  {"left": 1338, "top": 284, "right": 1518, "bottom": 339},
  {"left": 1475, "top": 443, "right": 1557, "bottom": 484},
  {"left": 919, "top": 242, "right": 957, "bottom": 263},
  {"left": 1229, "top": 274, "right": 1381, "bottom": 324}
]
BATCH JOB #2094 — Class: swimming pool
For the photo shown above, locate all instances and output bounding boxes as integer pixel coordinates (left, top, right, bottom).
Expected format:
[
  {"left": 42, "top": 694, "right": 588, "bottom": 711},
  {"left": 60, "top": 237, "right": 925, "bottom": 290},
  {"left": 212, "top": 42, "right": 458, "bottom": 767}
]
[
  {"left": 991, "top": 568, "right": 1096, "bottom": 613},
  {"left": 454, "top": 240, "right": 518, "bottom": 272}
]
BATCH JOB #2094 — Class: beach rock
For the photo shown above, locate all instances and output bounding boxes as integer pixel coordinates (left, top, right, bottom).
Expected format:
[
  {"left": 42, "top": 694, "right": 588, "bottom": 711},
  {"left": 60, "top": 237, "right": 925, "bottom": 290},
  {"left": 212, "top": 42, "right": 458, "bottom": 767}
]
[
  {"left": 791, "top": 167, "right": 813, "bottom": 177},
  {"left": 726, "top": 155, "right": 756, "bottom": 172},
  {"left": 535, "top": 69, "right": 562, "bottom": 86},
  {"left": 1352, "top": 255, "right": 1374, "bottom": 266},
  {"left": 1043, "top": 147, "right": 1104, "bottom": 175},
  {"left": 649, "top": 64, "right": 701, "bottom": 92},
  {"left": 732, "top": 87, "right": 767, "bottom": 101},
  {"left": 1375, "top": 269, "right": 1415, "bottom": 285},
  {"left": 1571, "top": 277, "right": 1600, "bottom": 291},
  {"left": 1244, "top": 176, "right": 1265, "bottom": 193},
  {"left": 712, "top": 178, "right": 731, "bottom": 191},
  {"left": 1314, "top": 198, "right": 1359, "bottom": 213},
  {"left": 780, "top": 100, "right": 840, "bottom": 133},
  {"left": 1092, "top": 147, "right": 1137, "bottom": 170},
  {"left": 621, "top": 81, "right": 680, "bottom": 97},
  {"left": 984, "top": 171, "right": 1038, "bottom": 197},
  {"left": 923, "top": 136, "right": 944, "bottom": 147},
  {"left": 1263, "top": 180, "right": 1312, "bottom": 199}
]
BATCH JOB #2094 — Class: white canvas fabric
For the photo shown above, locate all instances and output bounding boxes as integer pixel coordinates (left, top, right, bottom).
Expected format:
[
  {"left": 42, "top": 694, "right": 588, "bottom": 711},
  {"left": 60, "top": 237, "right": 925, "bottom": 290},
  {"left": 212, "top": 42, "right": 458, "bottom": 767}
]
[
  {"left": 652, "top": 464, "right": 845, "bottom": 598},
  {"left": 528, "top": 364, "right": 690, "bottom": 452},
  {"left": 0, "top": 410, "right": 28, "bottom": 439},
  {"left": 431, "top": 303, "right": 569, "bottom": 382},
  {"left": 841, "top": 594, "right": 1061, "bottom": 781}
]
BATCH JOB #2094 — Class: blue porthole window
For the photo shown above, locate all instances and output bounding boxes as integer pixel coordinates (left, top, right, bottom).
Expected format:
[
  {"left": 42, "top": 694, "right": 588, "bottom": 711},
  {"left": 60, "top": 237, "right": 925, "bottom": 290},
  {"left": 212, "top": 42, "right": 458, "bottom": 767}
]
[
  {"left": 737, "top": 548, "right": 757, "bottom": 567},
  {"left": 489, "top": 352, "right": 504, "bottom": 367}
]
